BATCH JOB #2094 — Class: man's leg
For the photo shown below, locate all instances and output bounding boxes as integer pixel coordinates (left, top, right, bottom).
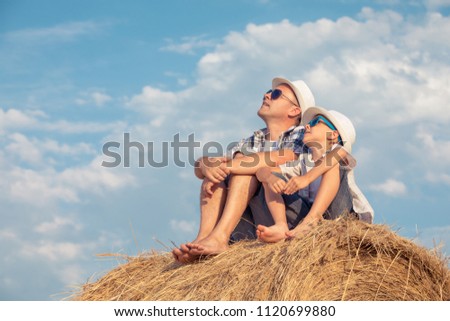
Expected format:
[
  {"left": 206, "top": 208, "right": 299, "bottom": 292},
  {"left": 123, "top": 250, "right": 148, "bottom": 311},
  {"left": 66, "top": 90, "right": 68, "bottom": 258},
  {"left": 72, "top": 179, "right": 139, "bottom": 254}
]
[
  {"left": 173, "top": 179, "right": 227, "bottom": 263},
  {"left": 190, "top": 174, "right": 260, "bottom": 255}
]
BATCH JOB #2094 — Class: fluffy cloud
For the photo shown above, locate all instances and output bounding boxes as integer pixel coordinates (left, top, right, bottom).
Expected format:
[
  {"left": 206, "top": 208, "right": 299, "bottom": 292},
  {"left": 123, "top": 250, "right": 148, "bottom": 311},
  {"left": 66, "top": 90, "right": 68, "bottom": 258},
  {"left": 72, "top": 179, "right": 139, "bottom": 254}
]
[
  {"left": 0, "top": 107, "right": 126, "bottom": 134},
  {"left": 35, "top": 216, "right": 82, "bottom": 234},
  {"left": 0, "top": 108, "right": 41, "bottom": 132},
  {"left": 131, "top": 10, "right": 450, "bottom": 133},
  {"left": 6, "top": 160, "right": 135, "bottom": 206},
  {"left": 369, "top": 178, "right": 407, "bottom": 196},
  {"left": 124, "top": 9, "right": 450, "bottom": 196},
  {"left": 170, "top": 219, "right": 197, "bottom": 234}
]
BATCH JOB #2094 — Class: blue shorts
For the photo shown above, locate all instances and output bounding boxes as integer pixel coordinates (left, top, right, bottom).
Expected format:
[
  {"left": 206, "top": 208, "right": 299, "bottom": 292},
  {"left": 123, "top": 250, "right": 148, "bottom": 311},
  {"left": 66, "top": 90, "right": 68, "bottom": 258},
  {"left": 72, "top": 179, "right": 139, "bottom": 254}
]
[{"left": 230, "top": 167, "right": 354, "bottom": 241}]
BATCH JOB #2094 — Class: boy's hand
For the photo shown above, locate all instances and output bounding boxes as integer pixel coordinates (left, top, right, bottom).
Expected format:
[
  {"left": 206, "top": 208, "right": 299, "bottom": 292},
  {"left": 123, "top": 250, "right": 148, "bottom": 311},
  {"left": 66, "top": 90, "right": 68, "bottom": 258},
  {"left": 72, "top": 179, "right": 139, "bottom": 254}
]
[
  {"left": 266, "top": 173, "right": 287, "bottom": 194},
  {"left": 284, "top": 176, "right": 309, "bottom": 195}
]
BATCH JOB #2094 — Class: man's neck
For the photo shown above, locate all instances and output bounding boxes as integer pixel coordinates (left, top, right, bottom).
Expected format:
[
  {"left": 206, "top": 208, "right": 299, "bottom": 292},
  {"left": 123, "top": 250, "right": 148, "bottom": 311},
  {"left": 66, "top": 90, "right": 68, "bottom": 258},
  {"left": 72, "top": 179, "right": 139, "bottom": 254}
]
[{"left": 265, "top": 121, "right": 295, "bottom": 141}]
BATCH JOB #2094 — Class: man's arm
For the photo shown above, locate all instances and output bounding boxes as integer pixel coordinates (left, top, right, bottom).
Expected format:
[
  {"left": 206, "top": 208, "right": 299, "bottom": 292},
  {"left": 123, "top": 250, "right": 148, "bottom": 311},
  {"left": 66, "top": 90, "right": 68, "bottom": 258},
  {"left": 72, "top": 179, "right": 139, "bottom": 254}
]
[{"left": 226, "top": 149, "right": 297, "bottom": 175}]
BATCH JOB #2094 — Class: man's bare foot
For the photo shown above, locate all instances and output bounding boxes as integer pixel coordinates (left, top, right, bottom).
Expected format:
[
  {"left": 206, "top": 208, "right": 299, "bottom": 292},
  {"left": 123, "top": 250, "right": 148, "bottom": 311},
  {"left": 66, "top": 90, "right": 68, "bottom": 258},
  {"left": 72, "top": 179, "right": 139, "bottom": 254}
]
[
  {"left": 172, "top": 242, "right": 201, "bottom": 264},
  {"left": 257, "top": 224, "right": 289, "bottom": 243},
  {"left": 189, "top": 236, "right": 229, "bottom": 256}
]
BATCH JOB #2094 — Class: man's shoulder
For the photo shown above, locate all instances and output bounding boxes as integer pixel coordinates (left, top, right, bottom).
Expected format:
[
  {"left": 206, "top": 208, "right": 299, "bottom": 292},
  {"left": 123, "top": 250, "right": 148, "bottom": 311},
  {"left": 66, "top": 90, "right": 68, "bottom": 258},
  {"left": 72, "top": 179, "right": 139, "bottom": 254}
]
[{"left": 285, "top": 124, "right": 305, "bottom": 134}]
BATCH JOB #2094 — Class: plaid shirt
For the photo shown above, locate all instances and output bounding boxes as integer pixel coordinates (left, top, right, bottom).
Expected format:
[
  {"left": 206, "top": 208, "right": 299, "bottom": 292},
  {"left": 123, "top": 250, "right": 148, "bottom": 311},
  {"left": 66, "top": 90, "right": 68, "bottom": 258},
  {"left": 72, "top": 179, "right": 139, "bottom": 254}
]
[{"left": 228, "top": 125, "right": 305, "bottom": 158}]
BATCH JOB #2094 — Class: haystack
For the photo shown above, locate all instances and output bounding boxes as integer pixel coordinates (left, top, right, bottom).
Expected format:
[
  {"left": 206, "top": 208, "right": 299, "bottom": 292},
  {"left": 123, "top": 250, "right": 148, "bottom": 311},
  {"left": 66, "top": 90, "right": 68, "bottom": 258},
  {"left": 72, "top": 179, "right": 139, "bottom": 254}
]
[{"left": 75, "top": 218, "right": 449, "bottom": 301}]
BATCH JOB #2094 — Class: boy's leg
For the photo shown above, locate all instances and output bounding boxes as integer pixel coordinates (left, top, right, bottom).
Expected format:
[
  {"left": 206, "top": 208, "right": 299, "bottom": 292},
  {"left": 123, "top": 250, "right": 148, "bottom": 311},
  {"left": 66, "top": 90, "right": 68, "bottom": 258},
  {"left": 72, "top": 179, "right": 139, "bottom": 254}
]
[
  {"left": 189, "top": 174, "right": 259, "bottom": 255},
  {"left": 256, "top": 183, "right": 289, "bottom": 243}
]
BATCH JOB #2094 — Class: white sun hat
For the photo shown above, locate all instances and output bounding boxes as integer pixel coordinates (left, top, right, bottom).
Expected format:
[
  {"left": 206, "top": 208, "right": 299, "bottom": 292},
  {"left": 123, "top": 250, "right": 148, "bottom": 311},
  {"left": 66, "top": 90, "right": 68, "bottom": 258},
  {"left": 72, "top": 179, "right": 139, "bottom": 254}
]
[
  {"left": 301, "top": 106, "right": 356, "bottom": 154},
  {"left": 272, "top": 77, "right": 315, "bottom": 112}
]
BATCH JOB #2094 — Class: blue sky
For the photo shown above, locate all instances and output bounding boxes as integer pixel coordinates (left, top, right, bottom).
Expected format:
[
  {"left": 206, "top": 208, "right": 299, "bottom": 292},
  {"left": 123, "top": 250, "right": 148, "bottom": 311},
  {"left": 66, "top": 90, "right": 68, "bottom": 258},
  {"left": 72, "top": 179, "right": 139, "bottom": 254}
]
[{"left": 1, "top": 0, "right": 449, "bottom": 300}]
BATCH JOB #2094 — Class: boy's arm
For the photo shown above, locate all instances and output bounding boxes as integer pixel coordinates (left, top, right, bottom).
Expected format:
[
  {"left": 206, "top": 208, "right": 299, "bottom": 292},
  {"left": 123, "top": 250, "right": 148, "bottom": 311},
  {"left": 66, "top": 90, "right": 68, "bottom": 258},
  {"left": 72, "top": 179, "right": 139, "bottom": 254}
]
[
  {"left": 305, "top": 164, "right": 340, "bottom": 220},
  {"left": 256, "top": 166, "right": 286, "bottom": 194},
  {"left": 300, "top": 147, "right": 347, "bottom": 187}
]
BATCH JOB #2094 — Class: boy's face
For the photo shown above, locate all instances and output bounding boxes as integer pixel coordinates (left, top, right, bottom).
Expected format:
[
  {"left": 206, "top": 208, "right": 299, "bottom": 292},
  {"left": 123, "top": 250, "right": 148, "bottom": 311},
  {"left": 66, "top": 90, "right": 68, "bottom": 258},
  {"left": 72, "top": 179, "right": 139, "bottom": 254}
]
[{"left": 303, "top": 117, "right": 339, "bottom": 149}]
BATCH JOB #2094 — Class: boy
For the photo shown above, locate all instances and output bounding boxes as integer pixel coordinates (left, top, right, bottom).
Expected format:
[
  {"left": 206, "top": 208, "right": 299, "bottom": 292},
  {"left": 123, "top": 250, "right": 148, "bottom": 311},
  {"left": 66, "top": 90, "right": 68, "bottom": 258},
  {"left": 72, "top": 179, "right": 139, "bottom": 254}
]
[{"left": 256, "top": 107, "right": 374, "bottom": 242}]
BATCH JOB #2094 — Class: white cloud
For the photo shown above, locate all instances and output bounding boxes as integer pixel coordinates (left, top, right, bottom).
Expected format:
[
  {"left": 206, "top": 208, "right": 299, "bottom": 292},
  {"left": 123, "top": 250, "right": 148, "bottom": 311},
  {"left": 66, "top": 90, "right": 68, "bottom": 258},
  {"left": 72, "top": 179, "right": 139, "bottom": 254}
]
[
  {"left": 9, "top": 168, "right": 80, "bottom": 204},
  {"left": 160, "top": 35, "right": 216, "bottom": 55},
  {"left": 0, "top": 108, "right": 40, "bottom": 132},
  {"left": 425, "top": 0, "right": 450, "bottom": 10},
  {"left": 91, "top": 92, "right": 112, "bottom": 106},
  {"left": 21, "top": 241, "right": 83, "bottom": 262},
  {"left": 6, "top": 133, "right": 43, "bottom": 164},
  {"left": 406, "top": 125, "right": 450, "bottom": 186},
  {"left": 130, "top": 11, "right": 450, "bottom": 132},
  {"left": 0, "top": 229, "right": 18, "bottom": 241},
  {"left": 5, "top": 158, "right": 135, "bottom": 206},
  {"left": 170, "top": 219, "right": 196, "bottom": 234},
  {"left": 0, "top": 107, "right": 126, "bottom": 134},
  {"left": 5, "top": 133, "right": 96, "bottom": 166},
  {"left": 35, "top": 216, "right": 82, "bottom": 234},
  {"left": 369, "top": 178, "right": 407, "bottom": 196},
  {"left": 4, "top": 21, "right": 104, "bottom": 44},
  {"left": 77, "top": 91, "right": 113, "bottom": 107}
]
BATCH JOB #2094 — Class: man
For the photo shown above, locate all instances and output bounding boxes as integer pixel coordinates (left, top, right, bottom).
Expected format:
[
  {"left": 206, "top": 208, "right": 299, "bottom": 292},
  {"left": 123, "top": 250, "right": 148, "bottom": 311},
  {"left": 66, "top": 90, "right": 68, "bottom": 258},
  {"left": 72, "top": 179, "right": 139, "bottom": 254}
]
[{"left": 172, "top": 77, "right": 316, "bottom": 263}]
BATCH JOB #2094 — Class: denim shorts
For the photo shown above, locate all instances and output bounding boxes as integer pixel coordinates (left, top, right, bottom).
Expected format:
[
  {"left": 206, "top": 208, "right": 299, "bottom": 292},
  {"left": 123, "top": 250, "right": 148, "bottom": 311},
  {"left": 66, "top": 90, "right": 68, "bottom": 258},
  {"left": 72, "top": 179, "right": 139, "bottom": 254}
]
[{"left": 230, "top": 167, "right": 354, "bottom": 241}]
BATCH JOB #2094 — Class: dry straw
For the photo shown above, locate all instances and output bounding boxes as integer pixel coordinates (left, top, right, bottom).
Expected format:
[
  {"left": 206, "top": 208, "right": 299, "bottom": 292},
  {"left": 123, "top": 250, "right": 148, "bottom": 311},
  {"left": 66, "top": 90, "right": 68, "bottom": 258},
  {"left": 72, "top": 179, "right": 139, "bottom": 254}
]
[{"left": 74, "top": 218, "right": 449, "bottom": 301}]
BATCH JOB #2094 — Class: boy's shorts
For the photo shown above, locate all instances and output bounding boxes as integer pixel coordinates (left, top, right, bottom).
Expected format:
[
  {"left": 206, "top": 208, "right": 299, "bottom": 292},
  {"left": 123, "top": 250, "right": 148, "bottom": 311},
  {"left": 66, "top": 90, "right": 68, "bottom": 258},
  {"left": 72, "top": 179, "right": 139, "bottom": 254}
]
[
  {"left": 230, "top": 184, "right": 312, "bottom": 241},
  {"left": 230, "top": 167, "right": 354, "bottom": 242}
]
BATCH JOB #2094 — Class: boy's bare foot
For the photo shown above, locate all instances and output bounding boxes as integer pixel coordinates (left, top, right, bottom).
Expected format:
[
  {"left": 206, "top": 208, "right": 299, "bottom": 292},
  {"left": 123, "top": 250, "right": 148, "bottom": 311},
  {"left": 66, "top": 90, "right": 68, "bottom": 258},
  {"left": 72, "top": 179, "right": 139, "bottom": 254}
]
[
  {"left": 285, "top": 219, "right": 319, "bottom": 239},
  {"left": 188, "top": 236, "right": 229, "bottom": 256},
  {"left": 257, "top": 224, "right": 289, "bottom": 243}
]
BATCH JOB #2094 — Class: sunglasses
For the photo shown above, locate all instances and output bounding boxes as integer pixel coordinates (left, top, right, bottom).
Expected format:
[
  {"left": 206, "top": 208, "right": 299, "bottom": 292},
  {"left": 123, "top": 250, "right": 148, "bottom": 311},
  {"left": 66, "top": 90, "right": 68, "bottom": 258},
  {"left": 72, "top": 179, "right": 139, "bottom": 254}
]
[
  {"left": 308, "top": 115, "right": 342, "bottom": 142},
  {"left": 308, "top": 115, "right": 337, "bottom": 131},
  {"left": 266, "top": 89, "right": 299, "bottom": 107}
]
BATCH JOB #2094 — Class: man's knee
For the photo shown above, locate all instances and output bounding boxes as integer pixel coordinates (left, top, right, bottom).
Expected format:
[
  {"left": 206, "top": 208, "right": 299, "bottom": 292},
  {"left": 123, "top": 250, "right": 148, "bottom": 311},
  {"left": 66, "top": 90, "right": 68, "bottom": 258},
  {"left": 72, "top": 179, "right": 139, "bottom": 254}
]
[
  {"left": 228, "top": 174, "right": 259, "bottom": 190},
  {"left": 200, "top": 179, "right": 226, "bottom": 198}
]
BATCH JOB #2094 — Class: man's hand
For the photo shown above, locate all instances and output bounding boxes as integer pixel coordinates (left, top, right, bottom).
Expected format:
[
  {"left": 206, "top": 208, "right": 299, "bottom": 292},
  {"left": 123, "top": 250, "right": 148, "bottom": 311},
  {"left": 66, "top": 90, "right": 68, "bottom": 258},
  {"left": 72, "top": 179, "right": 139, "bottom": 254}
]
[
  {"left": 284, "top": 176, "right": 310, "bottom": 195},
  {"left": 201, "top": 177, "right": 216, "bottom": 197},
  {"left": 199, "top": 156, "right": 230, "bottom": 183}
]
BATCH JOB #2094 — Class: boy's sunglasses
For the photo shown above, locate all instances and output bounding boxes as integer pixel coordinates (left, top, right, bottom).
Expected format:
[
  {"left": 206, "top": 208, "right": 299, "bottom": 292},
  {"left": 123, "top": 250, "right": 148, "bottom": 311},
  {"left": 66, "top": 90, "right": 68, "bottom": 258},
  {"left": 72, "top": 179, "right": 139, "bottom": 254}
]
[
  {"left": 308, "top": 115, "right": 337, "bottom": 131},
  {"left": 308, "top": 115, "right": 342, "bottom": 142},
  {"left": 266, "top": 89, "right": 299, "bottom": 107}
]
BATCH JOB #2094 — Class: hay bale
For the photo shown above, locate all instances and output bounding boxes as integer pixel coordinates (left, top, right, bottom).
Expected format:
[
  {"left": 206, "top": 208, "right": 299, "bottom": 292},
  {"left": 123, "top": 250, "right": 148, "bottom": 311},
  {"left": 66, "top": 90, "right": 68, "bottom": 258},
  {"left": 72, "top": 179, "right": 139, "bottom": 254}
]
[{"left": 74, "top": 219, "right": 449, "bottom": 301}]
